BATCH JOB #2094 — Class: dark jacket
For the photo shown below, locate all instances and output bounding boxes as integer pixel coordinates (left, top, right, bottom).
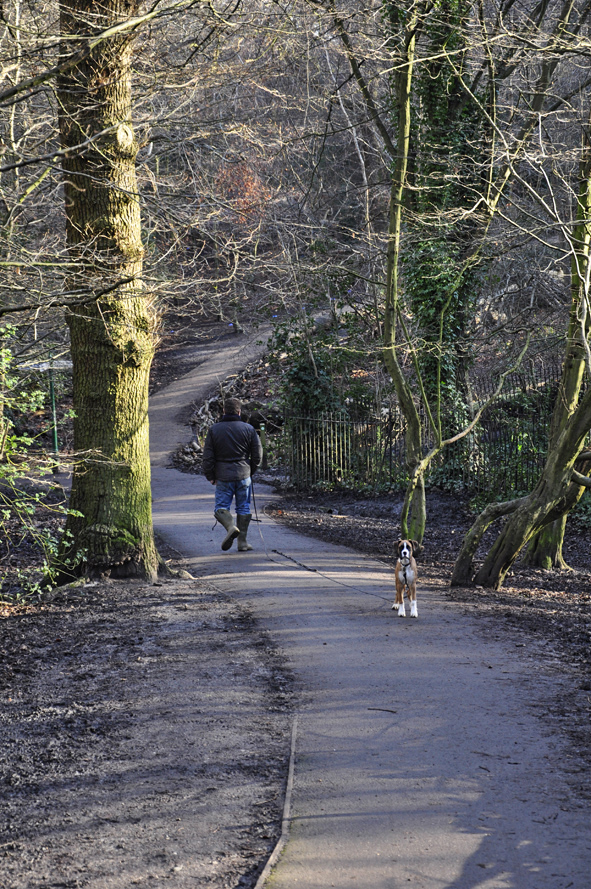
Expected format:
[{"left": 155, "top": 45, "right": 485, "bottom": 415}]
[{"left": 202, "top": 415, "right": 263, "bottom": 482}]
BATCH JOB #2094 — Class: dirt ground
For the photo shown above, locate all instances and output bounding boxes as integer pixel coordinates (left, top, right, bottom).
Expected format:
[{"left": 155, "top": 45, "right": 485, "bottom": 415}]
[
  {"left": 0, "top": 566, "right": 295, "bottom": 889},
  {"left": 2, "top": 317, "right": 591, "bottom": 887}
]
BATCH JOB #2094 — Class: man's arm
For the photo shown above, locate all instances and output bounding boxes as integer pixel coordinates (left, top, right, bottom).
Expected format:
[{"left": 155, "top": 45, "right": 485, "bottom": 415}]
[
  {"left": 202, "top": 429, "right": 216, "bottom": 482},
  {"left": 250, "top": 427, "right": 263, "bottom": 475}
]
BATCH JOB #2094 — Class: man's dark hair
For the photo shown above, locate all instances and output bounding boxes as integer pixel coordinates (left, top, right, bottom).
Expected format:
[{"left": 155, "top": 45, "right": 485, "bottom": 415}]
[{"left": 224, "top": 397, "right": 242, "bottom": 415}]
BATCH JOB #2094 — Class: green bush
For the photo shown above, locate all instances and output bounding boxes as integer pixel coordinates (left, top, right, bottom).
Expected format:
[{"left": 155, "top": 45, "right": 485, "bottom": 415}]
[{"left": 1, "top": 330, "right": 82, "bottom": 601}]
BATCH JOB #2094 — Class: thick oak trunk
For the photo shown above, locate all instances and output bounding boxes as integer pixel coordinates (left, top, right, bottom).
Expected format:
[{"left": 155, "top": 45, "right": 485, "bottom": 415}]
[
  {"left": 522, "top": 145, "right": 591, "bottom": 568},
  {"left": 57, "top": 1, "right": 158, "bottom": 579},
  {"left": 522, "top": 516, "right": 568, "bottom": 570},
  {"left": 464, "top": 413, "right": 591, "bottom": 590},
  {"left": 450, "top": 495, "right": 529, "bottom": 586},
  {"left": 472, "top": 477, "right": 583, "bottom": 589},
  {"left": 462, "top": 109, "right": 591, "bottom": 588}
]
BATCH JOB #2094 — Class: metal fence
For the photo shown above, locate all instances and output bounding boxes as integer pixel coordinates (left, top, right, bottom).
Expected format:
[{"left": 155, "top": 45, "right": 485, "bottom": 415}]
[{"left": 283, "top": 363, "right": 570, "bottom": 497}]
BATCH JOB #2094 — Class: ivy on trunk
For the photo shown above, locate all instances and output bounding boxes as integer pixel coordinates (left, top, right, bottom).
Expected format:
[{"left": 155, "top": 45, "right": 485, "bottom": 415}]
[
  {"left": 452, "top": 103, "right": 591, "bottom": 588},
  {"left": 57, "top": 0, "right": 159, "bottom": 580}
]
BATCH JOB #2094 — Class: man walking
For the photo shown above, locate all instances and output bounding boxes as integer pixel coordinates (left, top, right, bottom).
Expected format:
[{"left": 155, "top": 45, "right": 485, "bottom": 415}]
[{"left": 202, "top": 397, "right": 263, "bottom": 552}]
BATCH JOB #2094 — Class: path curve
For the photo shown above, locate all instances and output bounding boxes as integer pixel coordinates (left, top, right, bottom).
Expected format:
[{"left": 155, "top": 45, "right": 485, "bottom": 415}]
[
  {"left": 150, "top": 334, "right": 591, "bottom": 889},
  {"left": 150, "top": 323, "right": 272, "bottom": 467}
]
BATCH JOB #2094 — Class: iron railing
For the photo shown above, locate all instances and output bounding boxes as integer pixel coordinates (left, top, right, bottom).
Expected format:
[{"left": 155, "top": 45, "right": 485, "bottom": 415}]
[{"left": 282, "top": 363, "right": 573, "bottom": 497}]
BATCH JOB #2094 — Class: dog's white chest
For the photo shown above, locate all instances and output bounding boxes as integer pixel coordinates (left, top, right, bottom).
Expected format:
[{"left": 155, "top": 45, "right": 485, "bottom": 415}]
[{"left": 397, "top": 564, "right": 415, "bottom": 587}]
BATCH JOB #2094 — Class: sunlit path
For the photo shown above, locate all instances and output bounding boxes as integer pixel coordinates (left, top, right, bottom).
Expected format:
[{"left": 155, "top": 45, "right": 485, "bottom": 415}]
[{"left": 150, "top": 346, "right": 591, "bottom": 889}]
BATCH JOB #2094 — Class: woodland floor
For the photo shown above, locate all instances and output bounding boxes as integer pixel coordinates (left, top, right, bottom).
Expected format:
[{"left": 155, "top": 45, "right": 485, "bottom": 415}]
[{"left": 1, "top": 317, "right": 591, "bottom": 887}]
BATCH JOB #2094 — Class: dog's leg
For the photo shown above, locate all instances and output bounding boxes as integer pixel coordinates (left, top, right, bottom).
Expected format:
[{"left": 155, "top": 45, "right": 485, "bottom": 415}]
[
  {"left": 392, "top": 597, "right": 406, "bottom": 616},
  {"left": 410, "top": 598, "right": 418, "bottom": 618},
  {"left": 393, "top": 573, "right": 406, "bottom": 617}
]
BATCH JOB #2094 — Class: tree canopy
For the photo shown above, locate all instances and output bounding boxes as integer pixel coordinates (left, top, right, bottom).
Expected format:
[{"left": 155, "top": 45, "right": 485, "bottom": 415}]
[{"left": 1, "top": 0, "right": 590, "bottom": 590}]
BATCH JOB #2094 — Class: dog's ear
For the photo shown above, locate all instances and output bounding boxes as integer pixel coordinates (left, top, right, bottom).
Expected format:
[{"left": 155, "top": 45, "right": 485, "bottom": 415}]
[{"left": 411, "top": 539, "right": 423, "bottom": 557}]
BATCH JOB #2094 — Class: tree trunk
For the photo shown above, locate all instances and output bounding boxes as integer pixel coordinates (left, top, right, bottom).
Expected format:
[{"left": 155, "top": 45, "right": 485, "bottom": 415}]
[
  {"left": 522, "top": 123, "right": 591, "bottom": 568},
  {"left": 472, "top": 482, "right": 580, "bottom": 590},
  {"left": 523, "top": 516, "right": 568, "bottom": 570},
  {"left": 450, "top": 495, "right": 529, "bottom": 586},
  {"left": 57, "top": 0, "right": 159, "bottom": 580},
  {"left": 400, "top": 467, "right": 426, "bottom": 543},
  {"left": 382, "top": 7, "right": 428, "bottom": 544},
  {"left": 469, "top": 403, "right": 591, "bottom": 589},
  {"left": 499, "top": 103, "right": 591, "bottom": 575}
]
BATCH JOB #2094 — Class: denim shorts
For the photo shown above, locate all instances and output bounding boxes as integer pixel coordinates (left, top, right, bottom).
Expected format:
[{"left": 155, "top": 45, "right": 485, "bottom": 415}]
[{"left": 214, "top": 478, "right": 252, "bottom": 515}]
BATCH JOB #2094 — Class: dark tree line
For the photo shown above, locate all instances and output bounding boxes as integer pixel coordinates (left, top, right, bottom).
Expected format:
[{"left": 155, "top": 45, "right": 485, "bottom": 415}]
[{"left": 1, "top": 0, "right": 590, "bottom": 588}]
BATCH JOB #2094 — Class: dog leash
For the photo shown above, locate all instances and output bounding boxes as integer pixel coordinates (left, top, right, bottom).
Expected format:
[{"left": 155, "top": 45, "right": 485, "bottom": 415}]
[
  {"left": 251, "top": 479, "right": 284, "bottom": 565},
  {"left": 274, "top": 550, "right": 393, "bottom": 604},
  {"left": 251, "top": 480, "right": 392, "bottom": 604}
]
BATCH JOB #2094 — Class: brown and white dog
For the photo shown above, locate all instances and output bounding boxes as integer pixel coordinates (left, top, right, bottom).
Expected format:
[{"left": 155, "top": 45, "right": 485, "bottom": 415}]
[{"left": 393, "top": 539, "right": 419, "bottom": 618}]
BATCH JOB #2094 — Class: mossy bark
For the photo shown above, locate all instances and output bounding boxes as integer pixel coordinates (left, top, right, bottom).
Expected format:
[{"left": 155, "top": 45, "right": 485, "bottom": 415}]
[
  {"left": 522, "top": 517, "right": 568, "bottom": 570},
  {"left": 471, "top": 112, "right": 591, "bottom": 586},
  {"left": 382, "top": 9, "right": 428, "bottom": 545},
  {"left": 522, "top": 125, "right": 591, "bottom": 569},
  {"left": 450, "top": 496, "right": 529, "bottom": 586},
  {"left": 57, "top": 0, "right": 158, "bottom": 580},
  {"left": 462, "top": 401, "right": 591, "bottom": 590}
]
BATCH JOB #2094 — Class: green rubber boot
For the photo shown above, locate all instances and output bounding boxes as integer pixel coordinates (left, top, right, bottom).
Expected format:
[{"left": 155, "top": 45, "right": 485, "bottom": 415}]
[
  {"left": 236, "top": 513, "right": 253, "bottom": 552},
  {"left": 215, "top": 508, "right": 240, "bottom": 551}
]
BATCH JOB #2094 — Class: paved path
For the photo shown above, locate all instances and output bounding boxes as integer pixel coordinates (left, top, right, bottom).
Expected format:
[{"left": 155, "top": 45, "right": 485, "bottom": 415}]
[
  {"left": 150, "top": 324, "right": 271, "bottom": 467},
  {"left": 149, "top": 342, "right": 590, "bottom": 889}
]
